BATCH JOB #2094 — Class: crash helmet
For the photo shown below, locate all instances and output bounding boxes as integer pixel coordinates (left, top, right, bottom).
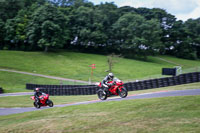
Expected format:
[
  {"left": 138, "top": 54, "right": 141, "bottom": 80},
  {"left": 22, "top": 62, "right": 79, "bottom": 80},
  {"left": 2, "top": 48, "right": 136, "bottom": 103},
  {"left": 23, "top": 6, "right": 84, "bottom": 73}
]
[
  {"left": 108, "top": 73, "right": 114, "bottom": 79},
  {"left": 35, "top": 88, "right": 40, "bottom": 92}
]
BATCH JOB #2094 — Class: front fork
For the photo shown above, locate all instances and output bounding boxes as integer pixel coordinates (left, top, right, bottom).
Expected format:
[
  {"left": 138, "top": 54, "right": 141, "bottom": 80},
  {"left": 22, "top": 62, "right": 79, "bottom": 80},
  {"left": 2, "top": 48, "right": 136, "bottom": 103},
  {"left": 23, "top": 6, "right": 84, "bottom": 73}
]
[{"left": 118, "top": 86, "right": 123, "bottom": 92}]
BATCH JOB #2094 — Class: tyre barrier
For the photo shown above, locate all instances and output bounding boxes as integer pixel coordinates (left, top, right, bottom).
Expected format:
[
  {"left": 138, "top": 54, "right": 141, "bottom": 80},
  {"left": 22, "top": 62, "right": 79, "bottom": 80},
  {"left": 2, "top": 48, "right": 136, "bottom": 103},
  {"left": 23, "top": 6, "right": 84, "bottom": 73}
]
[
  {"left": 26, "top": 84, "right": 97, "bottom": 90},
  {"left": 38, "top": 86, "right": 100, "bottom": 96},
  {"left": 0, "top": 87, "right": 3, "bottom": 94},
  {"left": 26, "top": 72, "right": 200, "bottom": 95},
  {"left": 124, "top": 72, "right": 200, "bottom": 91}
]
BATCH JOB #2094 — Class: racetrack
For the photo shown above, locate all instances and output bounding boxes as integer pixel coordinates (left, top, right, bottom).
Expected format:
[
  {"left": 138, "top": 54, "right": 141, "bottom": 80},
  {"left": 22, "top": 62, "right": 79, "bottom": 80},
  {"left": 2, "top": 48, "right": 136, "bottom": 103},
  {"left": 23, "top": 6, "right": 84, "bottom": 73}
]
[
  {"left": 0, "top": 92, "right": 34, "bottom": 97},
  {"left": 1, "top": 89, "right": 200, "bottom": 116}
]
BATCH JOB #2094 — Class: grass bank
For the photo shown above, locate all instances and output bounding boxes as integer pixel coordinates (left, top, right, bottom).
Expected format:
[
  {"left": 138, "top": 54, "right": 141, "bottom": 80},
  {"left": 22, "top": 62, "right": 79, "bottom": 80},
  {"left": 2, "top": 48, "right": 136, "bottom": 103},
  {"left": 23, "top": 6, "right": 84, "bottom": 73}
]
[
  {"left": 0, "top": 50, "right": 200, "bottom": 92},
  {"left": 0, "top": 71, "right": 60, "bottom": 93},
  {"left": 0, "top": 71, "right": 88, "bottom": 93},
  {"left": 1, "top": 50, "right": 200, "bottom": 82}
]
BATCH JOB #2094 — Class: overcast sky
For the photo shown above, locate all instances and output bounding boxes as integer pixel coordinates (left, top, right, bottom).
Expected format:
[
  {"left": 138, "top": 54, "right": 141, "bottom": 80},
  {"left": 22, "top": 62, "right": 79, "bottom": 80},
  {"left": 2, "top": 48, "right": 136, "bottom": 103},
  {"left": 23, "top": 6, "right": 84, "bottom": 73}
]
[{"left": 90, "top": 0, "right": 200, "bottom": 21}]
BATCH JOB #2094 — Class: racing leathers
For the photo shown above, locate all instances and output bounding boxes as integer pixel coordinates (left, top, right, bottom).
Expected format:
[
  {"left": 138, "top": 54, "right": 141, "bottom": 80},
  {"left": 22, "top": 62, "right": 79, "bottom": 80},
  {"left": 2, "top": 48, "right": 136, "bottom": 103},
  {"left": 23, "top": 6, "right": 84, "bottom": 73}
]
[
  {"left": 101, "top": 75, "right": 114, "bottom": 91},
  {"left": 34, "top": 91, "right": 42, "bottom": 104}
]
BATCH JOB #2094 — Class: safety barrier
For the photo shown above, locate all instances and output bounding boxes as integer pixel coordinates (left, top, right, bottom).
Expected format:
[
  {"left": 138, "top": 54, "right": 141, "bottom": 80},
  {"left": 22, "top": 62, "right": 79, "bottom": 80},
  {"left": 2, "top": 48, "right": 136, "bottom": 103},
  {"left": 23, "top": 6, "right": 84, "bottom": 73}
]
[
  {"left": 26, "top": 84, "right": 99, "bottom": 95},
  {"left": 123, "top": 72, "right": 200, "bottom": 91},
  {"left": 26, "top": 72, "right": 200, "bottom": 95},
  {"left": 0, "top": 87, "right": 3, "bottom": 94},
  {"left": 26, "top": 84, "right": 97, "bottom": 90}
]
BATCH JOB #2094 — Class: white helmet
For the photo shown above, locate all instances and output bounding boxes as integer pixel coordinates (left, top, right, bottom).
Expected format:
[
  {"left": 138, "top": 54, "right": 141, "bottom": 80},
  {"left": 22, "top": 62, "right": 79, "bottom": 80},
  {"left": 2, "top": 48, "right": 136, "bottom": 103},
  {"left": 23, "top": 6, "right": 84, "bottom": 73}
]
[
  {"left": 108, "top": 73, "right": 114, "bottom": 79},
  {"left": 35, "top": 88, "right": 40, "bottom": 92}
]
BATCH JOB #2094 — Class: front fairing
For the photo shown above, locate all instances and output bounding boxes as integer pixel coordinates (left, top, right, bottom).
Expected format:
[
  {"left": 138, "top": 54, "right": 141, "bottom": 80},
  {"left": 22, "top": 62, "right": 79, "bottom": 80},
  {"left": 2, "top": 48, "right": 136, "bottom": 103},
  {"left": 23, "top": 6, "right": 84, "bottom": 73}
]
[{"left": 39, "top": 93, "right": 49, "bottom": 105}]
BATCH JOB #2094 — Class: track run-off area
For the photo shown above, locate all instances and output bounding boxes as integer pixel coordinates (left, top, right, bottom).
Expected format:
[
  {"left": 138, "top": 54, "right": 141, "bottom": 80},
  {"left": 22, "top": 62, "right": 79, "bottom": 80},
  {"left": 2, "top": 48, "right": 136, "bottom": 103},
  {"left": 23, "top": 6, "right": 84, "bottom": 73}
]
[{"left": 1, "top": 89, "right": 200, "bottom": 116}]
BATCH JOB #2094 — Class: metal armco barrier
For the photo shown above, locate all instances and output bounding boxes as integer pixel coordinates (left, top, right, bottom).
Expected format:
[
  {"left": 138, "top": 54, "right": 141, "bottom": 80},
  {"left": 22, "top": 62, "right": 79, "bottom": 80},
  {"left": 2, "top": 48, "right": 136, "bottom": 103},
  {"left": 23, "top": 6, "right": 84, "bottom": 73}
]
[
  {"left": 0, "top": 87, "right": 3, "bottom": 94},
  {"left": 26, "top": 72, "right": 200, "bottom": 95}
]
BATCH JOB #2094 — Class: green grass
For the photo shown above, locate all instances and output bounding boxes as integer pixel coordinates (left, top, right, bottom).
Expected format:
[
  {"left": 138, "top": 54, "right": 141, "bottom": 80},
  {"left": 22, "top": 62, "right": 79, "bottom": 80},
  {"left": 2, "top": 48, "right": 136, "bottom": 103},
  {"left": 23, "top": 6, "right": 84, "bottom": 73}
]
[
  {"left": 0, "top": 95, "right": 200, "bottom": 133},
  {"left": 0, "top": 71, "right": 88, "bottom": 93},
  {"left": 1, "top": 50, "right": 200, "bottom": 81},
  {"left": 0, "top": 71, "right": 61, "bottom": 93},
  {"left": 0, "top": 95, "right": 98, "bottom": 108},
  {"left": 0, "top": 50, "right": 200, "bottom": 92},
  {"left": 156, "top": 56, "right": 200, "bottom": 73},
  {"left": 1, "top": 82, "right": 200, "bottom": 108}
]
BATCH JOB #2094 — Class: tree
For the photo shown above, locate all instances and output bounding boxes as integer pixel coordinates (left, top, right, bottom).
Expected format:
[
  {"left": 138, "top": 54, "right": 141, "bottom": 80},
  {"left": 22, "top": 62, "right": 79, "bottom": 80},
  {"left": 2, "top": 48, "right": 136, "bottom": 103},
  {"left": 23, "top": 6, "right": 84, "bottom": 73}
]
[
  {"left": 112, "top": 13, "right": 162, "bottom": 59},
  {"left": 27, "top": 3, "right": 70, "bottom": 52},
  {"left": 185, "top": 18, "right": 200, "bottom": 58},
  {"left": 69, "top": 4, "right": 109, "bottom": 50},
  {"left": 96, "top": 2, "right": 120, "bottom": 48},
  {"left": 0, "top": 19, "right": 5, "bottom": 49},
  {"left": 4, "top": 9, "right": 31, "bottom": 50},
  {"left": 107, "top": 53, "right": 121, "bottom": 72},
  {"left": 4, "top": 18, "right": 17, "bottom": 49},
  {"left": 118, "top": 6, "right": 136, "bottom": 16},
  {"left": 0, "top": 0, "right": 46, "bottom": 21},
  {"left": 0, "top": 0, "right": 25, "bottom": 21},
  {"left": 38, "top": 20, "right": 62, "bottom": 52},
  {"left": 51, "top": 0, "right": 92, "bottom": 7},
  {"left": 136, "top": 8, "right": 176, "bottom": 54},
  {"left": 172, "top": 18, "right": 200, "bottom": 59}
]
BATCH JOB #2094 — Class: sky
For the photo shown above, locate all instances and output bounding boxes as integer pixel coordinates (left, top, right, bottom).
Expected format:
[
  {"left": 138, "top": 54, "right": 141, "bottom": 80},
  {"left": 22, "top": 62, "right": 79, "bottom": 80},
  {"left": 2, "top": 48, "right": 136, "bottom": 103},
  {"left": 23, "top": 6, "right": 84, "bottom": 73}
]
[{"left": 90, "top": 0, "right": 200, "bottom": 21}]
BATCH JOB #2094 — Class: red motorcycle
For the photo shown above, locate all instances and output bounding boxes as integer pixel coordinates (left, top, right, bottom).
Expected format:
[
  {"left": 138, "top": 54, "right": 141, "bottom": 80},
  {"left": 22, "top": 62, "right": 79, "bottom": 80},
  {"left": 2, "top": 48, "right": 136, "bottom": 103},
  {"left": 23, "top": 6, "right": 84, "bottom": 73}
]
[
  {"left": 31, "top": 93, "right": 53, "bottom": 108},
  {"left": 97, "top": 78, "right": 128, "bottom": 100}
]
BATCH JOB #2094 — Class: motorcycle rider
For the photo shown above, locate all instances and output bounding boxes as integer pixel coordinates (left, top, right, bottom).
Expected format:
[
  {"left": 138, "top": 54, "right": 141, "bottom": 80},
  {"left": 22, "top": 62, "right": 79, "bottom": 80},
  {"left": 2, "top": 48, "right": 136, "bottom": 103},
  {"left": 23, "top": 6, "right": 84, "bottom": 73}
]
[
  {"left": 101, "top": 73, "right": 115, "bottom": 91},
  {"left": 34, "top": 88, "right": 43, "bottom": 104}
]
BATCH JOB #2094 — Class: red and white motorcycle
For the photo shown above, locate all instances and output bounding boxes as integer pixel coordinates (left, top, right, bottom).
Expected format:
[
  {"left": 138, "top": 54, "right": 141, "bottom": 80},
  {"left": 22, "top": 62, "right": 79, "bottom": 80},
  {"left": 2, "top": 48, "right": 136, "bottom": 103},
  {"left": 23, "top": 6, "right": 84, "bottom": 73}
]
[{"left": 97, "top": 78, "right": 128, "bottom": 100}]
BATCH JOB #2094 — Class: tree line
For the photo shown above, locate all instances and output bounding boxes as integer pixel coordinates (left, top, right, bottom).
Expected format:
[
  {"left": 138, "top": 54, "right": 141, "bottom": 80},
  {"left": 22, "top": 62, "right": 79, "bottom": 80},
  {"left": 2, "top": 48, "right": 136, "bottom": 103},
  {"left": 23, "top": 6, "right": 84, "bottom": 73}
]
[{"left": 0, "top": 0, "right": 199, "bottom": 59}]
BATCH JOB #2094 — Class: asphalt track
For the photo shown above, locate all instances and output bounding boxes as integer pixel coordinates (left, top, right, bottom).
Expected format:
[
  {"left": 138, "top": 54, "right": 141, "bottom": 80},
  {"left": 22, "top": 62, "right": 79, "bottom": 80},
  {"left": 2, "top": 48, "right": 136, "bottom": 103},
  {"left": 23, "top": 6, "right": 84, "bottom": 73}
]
[
  {"left": 0, "top": 92, "right": 34, "bottom": 97},
  {"left": 1, "top": 89, "right": 200, "bottom": 116}
]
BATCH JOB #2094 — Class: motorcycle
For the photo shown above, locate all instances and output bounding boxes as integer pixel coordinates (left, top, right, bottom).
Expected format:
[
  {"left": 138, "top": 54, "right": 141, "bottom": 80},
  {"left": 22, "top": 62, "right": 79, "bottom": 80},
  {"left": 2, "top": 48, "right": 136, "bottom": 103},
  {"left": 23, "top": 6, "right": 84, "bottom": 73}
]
[
  {"left": 97, "top": 78, "right": 128, "bottom": 100},
  {"left": 31, "top": 93, "right": 53, "bottom": 108}
]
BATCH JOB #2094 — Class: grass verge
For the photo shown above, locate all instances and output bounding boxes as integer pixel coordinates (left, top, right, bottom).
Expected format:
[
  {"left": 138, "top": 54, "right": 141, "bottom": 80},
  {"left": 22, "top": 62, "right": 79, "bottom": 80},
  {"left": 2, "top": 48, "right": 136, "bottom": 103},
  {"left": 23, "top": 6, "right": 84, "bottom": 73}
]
[{"left": 0, "top": 95, "right": 200, "bottom": 133}]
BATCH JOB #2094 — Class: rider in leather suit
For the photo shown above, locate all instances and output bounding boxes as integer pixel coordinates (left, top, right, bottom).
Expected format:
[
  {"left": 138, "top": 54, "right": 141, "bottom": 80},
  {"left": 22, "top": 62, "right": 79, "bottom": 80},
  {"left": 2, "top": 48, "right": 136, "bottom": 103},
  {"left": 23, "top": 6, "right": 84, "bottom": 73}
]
[
  {"left": 102, "top": 73, "right": 115, "bottom": 91},
  {"left": 34, "top": 88, "right": 42, "bottom": 104}
]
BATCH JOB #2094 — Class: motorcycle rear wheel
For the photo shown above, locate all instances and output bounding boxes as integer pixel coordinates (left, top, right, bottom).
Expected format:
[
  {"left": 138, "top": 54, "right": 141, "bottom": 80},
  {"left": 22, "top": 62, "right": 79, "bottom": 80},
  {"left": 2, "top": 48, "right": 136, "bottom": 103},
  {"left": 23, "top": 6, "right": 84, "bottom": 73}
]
[
  {"left": 34, "top": 102, "right": 41, "bottom": 109},
  {"left": 119, "top": 87, "right": 128, "bottom": 98},
  {"left": 97, "top": 90, "right": 107, "bottom": 100}
]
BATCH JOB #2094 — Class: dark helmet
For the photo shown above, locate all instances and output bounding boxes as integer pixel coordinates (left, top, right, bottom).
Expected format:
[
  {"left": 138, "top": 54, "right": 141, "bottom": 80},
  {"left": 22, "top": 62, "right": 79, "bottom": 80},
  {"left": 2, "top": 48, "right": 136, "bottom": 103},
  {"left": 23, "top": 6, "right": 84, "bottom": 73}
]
[
  {"left": 108, "top": 73, "right": 114, "bottom": 79},
  {"left": 35, "top": 88, "right": 40, "bottom": 92}
]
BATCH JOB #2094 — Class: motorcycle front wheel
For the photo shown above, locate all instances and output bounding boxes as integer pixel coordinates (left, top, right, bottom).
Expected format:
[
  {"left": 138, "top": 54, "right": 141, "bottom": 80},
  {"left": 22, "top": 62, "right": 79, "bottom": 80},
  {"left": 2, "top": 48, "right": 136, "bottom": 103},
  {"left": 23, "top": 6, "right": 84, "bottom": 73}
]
[
  {"left": 47, "top": 100, "right": 54, "bottom": 107},
  {"left": 97, "top": 90, "right": 107, "bottom": 100},
  {"left": 119, "top": 87, "right": 128, "bottom": 98}
]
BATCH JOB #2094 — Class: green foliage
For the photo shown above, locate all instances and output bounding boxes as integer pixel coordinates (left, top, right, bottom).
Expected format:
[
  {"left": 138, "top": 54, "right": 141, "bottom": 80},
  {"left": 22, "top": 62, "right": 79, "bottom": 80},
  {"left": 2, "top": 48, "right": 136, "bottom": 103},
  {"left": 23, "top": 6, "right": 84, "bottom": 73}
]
[
  {"left": 4, "top": 19, "right": 17, "bottom": 48},
  {"left": 0, "top": 0, "right": 25, "bottom": 21},
  {"left": 27, "top": 3, "right": 70, "bottom": 52},
  {"left": 0, "top": 19, "right": 5, "bottom": 49},
  {"left": 113, "top": 13, "right": 162, "bottom": 58},
  {"left": 0, "top": 0, "right": 200, "bottom": 59},
  {"left": 167, "top": 18, "right": 200, "bottom": 60}
]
